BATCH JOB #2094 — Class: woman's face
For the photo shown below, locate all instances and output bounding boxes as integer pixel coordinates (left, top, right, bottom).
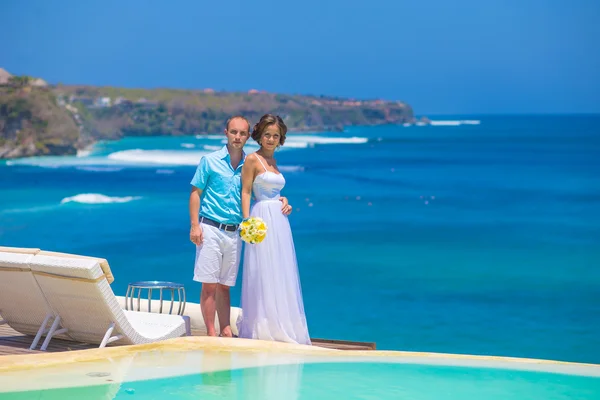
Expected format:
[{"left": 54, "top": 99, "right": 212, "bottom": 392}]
[{"left": 260, "top": 124, "right": 281, "bottom": 150}]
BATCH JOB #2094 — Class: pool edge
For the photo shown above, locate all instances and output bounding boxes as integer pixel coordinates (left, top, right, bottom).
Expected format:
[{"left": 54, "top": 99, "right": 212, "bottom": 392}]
[{"left": 1, "top": 335, "right": 599, "bottom": 373}]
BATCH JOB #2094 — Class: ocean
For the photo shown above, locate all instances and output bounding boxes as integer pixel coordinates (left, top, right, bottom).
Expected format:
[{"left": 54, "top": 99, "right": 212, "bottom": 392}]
[{"left": 1, "top": 115, "right": 599, "bottom": 364}]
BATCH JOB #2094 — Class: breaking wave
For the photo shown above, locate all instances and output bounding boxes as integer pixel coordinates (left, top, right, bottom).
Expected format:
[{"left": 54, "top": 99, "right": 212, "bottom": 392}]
[
  {"left": 285, "top": 135, "right": 369, "bottom": 144},
  {"left": 428, "top": 120, "right": 481, "bottom": 126},
  {"left": 106, "top": 149, "right": 210, "bottom": 166},
  {"left": 60, "top": 193, "right": 142, "bottom": 204}
]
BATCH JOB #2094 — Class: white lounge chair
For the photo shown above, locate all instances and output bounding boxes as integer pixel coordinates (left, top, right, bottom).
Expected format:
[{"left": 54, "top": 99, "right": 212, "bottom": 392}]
[
  {"left": 29, "top": 251, "right": 190, "bottom": 350},
  {"left": 0, "top": 246, "right": 70, "bottom": 350},
  {"left": 115, "top": 296, "right": 243, "bottom": 336}
]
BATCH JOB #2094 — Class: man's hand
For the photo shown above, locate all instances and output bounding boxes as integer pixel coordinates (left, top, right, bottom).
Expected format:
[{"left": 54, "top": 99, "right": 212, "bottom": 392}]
[
  {"left": 190, "top": 224, "right": 203, "bottom": 245},
  {"left": 279, "top": 196, "right": 292, "bottom": 216}
]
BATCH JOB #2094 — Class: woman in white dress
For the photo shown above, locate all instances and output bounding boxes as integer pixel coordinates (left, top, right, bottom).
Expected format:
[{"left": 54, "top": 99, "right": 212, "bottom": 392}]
[{"left": 237, "top": 114, "right": 311, "bottom": 345}]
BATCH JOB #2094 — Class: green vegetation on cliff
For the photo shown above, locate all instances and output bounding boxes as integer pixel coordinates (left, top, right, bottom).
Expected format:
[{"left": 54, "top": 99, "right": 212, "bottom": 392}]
[
  {"left": 0, "top": 86, "right": 80, "bottom": 158},
  {"left": 56, "top": 85, "right": 414, "bottom": 138},
  {"left": 1, "top": 75, "right": 415, "bottom": 159}
]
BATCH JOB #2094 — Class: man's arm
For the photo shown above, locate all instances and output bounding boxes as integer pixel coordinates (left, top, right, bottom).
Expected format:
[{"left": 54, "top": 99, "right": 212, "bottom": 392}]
[
  {"left": 189, "top": 157, "right": 210, "bottom": 245},
  {"left": 189, "top": 187, "right": 203, "bottom": 245}
]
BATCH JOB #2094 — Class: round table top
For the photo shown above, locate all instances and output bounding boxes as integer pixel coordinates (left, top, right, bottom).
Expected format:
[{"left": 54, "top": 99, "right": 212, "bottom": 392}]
[{"left": 128, "top": 281, "right": 185, "bottom": 289}]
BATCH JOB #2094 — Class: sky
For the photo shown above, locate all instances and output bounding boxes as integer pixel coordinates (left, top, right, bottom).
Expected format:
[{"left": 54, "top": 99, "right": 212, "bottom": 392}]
[{"left": 2, "top": 0, "right": 599, "bottom": 115}]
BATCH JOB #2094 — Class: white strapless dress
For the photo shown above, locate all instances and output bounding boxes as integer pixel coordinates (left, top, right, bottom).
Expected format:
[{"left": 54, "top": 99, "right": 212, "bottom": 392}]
[{"left": 237, "top": 169, "right": 311, "bottom": 345}]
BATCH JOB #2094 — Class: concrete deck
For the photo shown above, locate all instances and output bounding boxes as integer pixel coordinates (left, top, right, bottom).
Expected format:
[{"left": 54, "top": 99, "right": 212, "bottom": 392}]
[{"left": 0, "top": 324, "right": 375, "bottom": 356}]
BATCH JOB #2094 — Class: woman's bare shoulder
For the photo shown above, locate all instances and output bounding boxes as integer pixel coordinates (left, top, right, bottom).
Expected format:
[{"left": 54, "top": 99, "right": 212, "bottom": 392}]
[{"left": 243, "top": 153, "right": 259, "bottom": 167}]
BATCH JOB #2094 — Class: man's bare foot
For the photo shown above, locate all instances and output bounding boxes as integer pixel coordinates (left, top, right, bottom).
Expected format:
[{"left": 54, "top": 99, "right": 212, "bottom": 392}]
[{"left": 220, "top": 326, "right": 233, "bottom": 337}]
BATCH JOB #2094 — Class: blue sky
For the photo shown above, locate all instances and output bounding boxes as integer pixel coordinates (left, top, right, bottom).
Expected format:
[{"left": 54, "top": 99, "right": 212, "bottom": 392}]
[{"left": 2, "top": 0, "right": 599, "bottom": 114}]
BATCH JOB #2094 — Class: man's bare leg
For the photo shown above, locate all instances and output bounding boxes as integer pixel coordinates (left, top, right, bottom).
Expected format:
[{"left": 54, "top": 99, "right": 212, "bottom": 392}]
[
  {"left": 216, "top": 284, "right": 233, "bottom": 337},
  {"left": 200, "top": 283, "right": 218, "bottom": 336}
]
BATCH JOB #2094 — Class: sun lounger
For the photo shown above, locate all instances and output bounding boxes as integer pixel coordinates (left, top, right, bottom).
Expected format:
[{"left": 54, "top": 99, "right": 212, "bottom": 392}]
[
  {"left": 28, "top": 251, "right": 190, "bottom": 350},
  {"left": 0, "top": 247, "right": 69, "bottom": 350}
]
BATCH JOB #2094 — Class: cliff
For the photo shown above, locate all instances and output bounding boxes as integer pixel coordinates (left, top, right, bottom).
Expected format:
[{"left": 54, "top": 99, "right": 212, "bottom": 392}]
[
  {"left": 1, "top": 72, "right": 416, "bottom": 159},
  {"left": 0, "top": 86, "right": 80, "bottom": 158}
]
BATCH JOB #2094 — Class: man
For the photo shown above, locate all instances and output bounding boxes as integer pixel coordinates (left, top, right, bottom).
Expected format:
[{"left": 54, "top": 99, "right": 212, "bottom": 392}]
[{"left": 189, "top": 115, "right": 291, "bottom": 337}]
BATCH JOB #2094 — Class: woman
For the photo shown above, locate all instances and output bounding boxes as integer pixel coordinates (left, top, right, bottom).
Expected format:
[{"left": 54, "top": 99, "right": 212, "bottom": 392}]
[{"left": 237, "top": 114, "right": 311, "bottom": 345}]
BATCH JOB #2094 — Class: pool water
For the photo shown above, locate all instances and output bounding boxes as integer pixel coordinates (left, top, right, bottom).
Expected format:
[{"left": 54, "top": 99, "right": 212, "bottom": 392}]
[{"left": 2, "top": 361, "right": 599, "bottom": 399}]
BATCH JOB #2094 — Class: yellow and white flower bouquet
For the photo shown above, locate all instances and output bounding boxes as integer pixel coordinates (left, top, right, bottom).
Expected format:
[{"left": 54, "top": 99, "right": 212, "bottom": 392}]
[{"left": 239, "top": 217, "right": 268, "bottom": 244}]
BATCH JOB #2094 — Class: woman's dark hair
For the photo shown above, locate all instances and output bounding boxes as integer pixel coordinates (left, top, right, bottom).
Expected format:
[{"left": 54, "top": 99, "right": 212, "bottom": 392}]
[{"left": 251, "top": 114, "right": 287, "bottom": 146}]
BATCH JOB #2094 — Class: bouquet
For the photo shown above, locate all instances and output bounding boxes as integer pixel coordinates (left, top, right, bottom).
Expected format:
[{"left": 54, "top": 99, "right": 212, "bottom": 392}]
[{"left": 239, "top": 217, "right": 268, "bottom": 244}]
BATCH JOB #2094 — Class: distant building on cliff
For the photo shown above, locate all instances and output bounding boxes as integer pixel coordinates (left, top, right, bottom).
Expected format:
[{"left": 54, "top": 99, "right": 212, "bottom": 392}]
[
  {"left": 94, "top": 97, "right": 111, "bottom": 107},
  {"left": 30, "top": 78, "right": 48, "bottom": 87}
]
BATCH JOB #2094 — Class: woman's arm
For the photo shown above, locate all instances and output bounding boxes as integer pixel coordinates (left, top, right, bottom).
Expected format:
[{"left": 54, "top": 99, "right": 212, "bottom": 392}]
[
  {"left": 241, "top": 156, "right": 257, "bottom": 219},
  {"left": 273, "top": 157, "right": 292, "bottom": 215}
]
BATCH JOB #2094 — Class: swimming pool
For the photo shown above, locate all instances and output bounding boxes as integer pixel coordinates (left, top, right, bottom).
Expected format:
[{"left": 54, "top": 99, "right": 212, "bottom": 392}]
[{"left": 1, "top": 338, "right": 599, "bottom": 399}]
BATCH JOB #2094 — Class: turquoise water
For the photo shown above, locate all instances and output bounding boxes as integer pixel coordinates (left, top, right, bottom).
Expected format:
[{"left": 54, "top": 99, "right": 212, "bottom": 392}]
[
  {"left": 1, "top": 115, "right": 599, "bottom": 363},
  {"left": 3, "top": 362, "right": 599, "bottom": 399}
]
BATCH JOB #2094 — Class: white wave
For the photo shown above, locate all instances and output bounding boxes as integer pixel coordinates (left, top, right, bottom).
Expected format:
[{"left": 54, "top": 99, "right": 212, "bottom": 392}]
[
  {"left": 278, "top": 165, "right": 305, "bottom": 172},
  {"left": 205, "top": 143, "right": 260, "bottom": 151},
  {"left": 209, "top": 135, "right": 365, "bottom": 150},
  {"left": 198, "top": 134, "right": 225, "bottom": 140},
  {"left": 4, "top": 133, "right": 367, "bottom": 170},
  {"left": 286, "top": 135, "right": 368, "bottom": 144},
  {"left": 281, "top": 141, "right": 309, "bottom": 148},
  {"left": 216, "top": 139, "right": 257, "bottom": 145},
  {"left": 60, "top": 193, "right": 141, "bottom": 205},
  {"left": 7, "top": 149, "right": 209, "bottom": 168},
  {"left": 181, "top": 143, "right": 196, "bottom": 149},
  {"left": 6, "top": 156, "right": 125, "bottom": 168},
  {"left": 203, "top": 145, "right": 223, "bottom": 151},
  {"left": 75, "top": 166, "right": 123, "bottom": 172},
  {"left": 0, "top": 205, "right": 60, "bottom": 214},
  {"left": 429, "top": 120, "right": 481, "bottom": 126},
  {"left": 6, "top": 151, "right": 205, "bottom": 168},
  {"left": 76, "top": 149, "right": 92, "bottom": 157},
  {"left": 39, "top": 164, "right": 61, "bottom": 168},
  {"left": 214, "top": 141, "right": 262, "bottom": 152},
  {"left": 107, "top": 149, "right": 210, "bottom": 166},
  {"left": 429, "top": 120, "right": 462, "bottom": 126}
]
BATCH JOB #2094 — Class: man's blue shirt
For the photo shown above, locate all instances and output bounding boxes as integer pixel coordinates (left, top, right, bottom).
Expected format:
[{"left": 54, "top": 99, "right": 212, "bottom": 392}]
[{"left": 190, "top": 145, "right": 245, "bottom": 225}]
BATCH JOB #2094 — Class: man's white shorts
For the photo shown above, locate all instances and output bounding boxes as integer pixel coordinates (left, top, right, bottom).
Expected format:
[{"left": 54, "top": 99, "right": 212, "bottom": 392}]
[{"left": 193, "top": 222, "right": 242, "bottom": 286}]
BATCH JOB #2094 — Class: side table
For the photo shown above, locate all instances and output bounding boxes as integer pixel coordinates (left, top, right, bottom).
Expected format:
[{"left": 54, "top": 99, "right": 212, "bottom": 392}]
[{"left": 125, "top": 281, "right": 186, "bottom": 316}]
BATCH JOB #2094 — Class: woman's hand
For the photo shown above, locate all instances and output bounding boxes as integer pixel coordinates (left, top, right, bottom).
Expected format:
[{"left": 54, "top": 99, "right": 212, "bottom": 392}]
[{"left": 279, "top": 196, "right": 292, "bottom": 215}]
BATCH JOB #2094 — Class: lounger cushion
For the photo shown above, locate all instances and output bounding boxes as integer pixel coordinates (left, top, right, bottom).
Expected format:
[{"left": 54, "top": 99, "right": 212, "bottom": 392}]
[{"left": 37, "top": 250, "right": 115, "bottom": 284}]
